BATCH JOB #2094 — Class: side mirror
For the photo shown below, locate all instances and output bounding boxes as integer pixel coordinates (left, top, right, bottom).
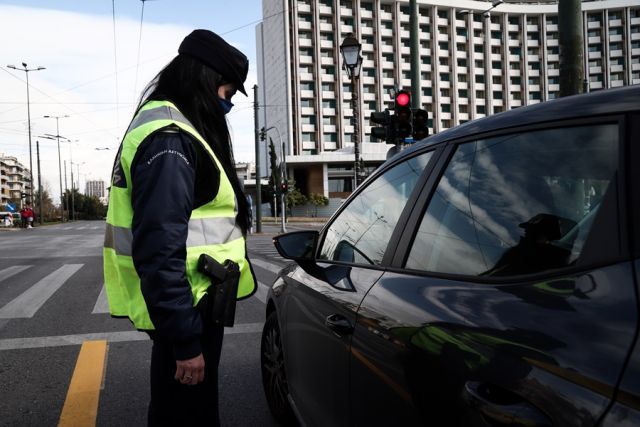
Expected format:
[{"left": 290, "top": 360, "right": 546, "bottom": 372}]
[{"left": 273, "top": 231, "right": 319, "bottom": 263}]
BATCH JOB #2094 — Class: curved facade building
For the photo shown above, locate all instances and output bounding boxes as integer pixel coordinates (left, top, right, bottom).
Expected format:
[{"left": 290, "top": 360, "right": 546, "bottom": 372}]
[{"left": 256, "top": 0, "right": 639, "bottom": 201}]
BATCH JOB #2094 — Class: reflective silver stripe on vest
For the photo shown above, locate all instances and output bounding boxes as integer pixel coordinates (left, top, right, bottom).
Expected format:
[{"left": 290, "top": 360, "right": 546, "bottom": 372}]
[
  {"left": 105, "top": 218, "right": 242, "bottom": 256},
  {"left": 127, "top": 105, "right": 191, "bottom": 133},
  {"left": 186, "top": 217, "right": 243, "bottom": 248},
  {"left": 104, "top": 223, "right": 133, "bottom": 257}
]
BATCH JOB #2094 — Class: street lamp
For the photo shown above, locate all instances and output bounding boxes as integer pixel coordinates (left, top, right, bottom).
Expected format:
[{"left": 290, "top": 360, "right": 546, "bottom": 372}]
[
  {"left": 7, "top": 62, "right": 46, "bottom": 205},
  {"left": 458, "top": 0, "right": 503, "bottom": 18},
  {"left": 340, "top": 33, "right": 363, "bottom": 189},
  {"left": 262, "top": 126, "right": 287, "bottom": 233},
  {"left": 43, "top": 114, "right": 69, "bottom": 221}
]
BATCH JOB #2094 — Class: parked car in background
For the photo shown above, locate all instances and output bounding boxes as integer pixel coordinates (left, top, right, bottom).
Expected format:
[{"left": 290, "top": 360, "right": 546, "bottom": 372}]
[{"left": 261, "top": 85, "right": 640, "bottom": 427}]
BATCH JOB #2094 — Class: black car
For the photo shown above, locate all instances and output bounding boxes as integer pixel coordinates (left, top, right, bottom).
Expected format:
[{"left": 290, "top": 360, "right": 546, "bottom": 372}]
[{"left": 261, "top": 85, "right": 640, "bottom": 427}]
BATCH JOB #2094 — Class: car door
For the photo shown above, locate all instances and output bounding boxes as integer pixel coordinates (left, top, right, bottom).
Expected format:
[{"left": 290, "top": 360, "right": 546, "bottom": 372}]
[
  {"left": 278, "top": 150, "right": 435, "bottom": 427},
  {"left": 350, "top": 119, "right": 638, "bottom": 426},
  {"left": 599, "top": 112, "right": 640, "bottom": 427}
]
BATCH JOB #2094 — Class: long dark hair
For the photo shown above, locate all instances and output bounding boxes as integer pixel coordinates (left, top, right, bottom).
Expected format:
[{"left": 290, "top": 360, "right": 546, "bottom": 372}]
[{"left": 138, "top": 54, "right": 250, "bottom": 235}]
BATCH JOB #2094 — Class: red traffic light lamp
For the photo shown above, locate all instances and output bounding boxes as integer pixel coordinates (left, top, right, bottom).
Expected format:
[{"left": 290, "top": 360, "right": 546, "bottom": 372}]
[
  {"left": 395, "top": 91, "right": 410, "bottom": 107},
  {"left": 395, "top": 90, "right": 412, "bottom": 139}
]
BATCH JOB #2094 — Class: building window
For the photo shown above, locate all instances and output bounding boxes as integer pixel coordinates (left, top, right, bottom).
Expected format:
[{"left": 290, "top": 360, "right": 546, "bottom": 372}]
[
  {"left": 301, "top": 133, "right": 316, "bottom": 142},
  {"left": 458, "top": 89, "right": 468, "bottom": 98},
  {"left": 301, "top": 116, "right": 316, "bottom": 125},
  {"left": 322, "top": 100, "right": 336, "bottom": 108}
]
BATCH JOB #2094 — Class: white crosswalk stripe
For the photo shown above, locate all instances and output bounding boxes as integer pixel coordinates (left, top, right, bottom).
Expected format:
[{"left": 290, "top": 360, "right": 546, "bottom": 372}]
[
  {"left": 92, "top": 284, "right": 109, "bottom": 314},
  {"left": 251, "top": 258, "right": 283, "bottom": 275},
  {"left": 0, "top": 258, "right": 280, "bottom": 321},
  {"left": 0, "top": 265, "right": 32, "bottom": 283},
  {"left": 0, "top": 264, "right": 83, "bottom": 318}
]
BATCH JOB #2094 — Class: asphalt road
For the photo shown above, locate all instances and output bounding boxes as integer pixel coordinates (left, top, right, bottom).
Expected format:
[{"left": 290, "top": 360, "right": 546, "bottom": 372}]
[{"left": 0, "top": 221, "right": 320, "bottom": 427}]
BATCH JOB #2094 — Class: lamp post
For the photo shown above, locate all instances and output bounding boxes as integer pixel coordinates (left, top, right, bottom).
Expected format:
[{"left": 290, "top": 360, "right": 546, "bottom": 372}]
[
  {"left": 36, "top": 140, "right": 43, "bottom": 224},
  {"left": 71, "top": 161, "right": 85, "bottom": 221},
  {"left": 42, "top": 114, "right": 69, "bottom": 221},
  {"left": 340, "top": 33, "right": 363, "bottom": 189},
  {"left": 263, "top": 126, "right": 286, "bottom": 233},
  {"left": 7, "top": 63, "right": 46, "bottom": 204}
]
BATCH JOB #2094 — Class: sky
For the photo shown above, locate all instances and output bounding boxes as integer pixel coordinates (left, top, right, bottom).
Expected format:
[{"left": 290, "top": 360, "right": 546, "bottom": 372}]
[{"left": 0, "top": 0, "right": 263, "bottom": 203}]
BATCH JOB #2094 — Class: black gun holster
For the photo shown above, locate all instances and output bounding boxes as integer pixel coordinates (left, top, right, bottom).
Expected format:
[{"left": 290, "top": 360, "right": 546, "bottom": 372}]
[{"left": 197, "top": 254, "right": 240, "bottom": 327}]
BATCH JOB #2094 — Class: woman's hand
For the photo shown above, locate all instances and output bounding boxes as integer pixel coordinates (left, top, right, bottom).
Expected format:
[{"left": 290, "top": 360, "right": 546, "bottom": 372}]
[{"left": 175, "top": 353, "right": 205, "bottom": 385}]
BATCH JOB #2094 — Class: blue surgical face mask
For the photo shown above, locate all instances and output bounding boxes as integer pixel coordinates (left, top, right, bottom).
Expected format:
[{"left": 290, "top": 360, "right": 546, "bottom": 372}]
[{"left": 219, "top": 97, "right": 234, "bottom": 115}]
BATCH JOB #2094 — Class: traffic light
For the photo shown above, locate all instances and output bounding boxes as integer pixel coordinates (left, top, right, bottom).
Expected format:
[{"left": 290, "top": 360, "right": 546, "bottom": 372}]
[
  {"left": 369, "top": 109, "right": 395, "bottom": 143},
  {"left": 259, "top": 127, "right": 266, "bottom": 141},
  {"left": 412, "top": 109, "right": 429, "bottom": 141},
  {"left": 280, "top": 180, "right": 289, "bottom": 194},
  {"left": 394, "top": 90, "right": 412, "bottom": 140}
]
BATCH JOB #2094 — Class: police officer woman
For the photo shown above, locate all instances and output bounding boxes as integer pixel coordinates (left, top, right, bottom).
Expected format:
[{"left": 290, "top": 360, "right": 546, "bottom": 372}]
[{"left": 103, "top": 30, "right": 256, "bottom": 426}]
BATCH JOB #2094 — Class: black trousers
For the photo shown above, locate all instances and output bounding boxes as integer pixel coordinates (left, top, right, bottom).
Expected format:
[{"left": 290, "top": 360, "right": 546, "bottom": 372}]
[{"left": 147, "top": 324, "right": 225, "bottom": 427}]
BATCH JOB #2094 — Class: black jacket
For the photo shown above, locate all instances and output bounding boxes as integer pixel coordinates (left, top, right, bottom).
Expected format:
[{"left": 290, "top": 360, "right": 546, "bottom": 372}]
[{"left": 130, "top": 126, "right": 219, "bottom": 360}]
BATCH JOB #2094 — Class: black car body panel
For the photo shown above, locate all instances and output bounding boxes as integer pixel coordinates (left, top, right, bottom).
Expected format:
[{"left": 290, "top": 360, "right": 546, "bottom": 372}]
[
  {"left": 274, "top": 264, "right": 384, "bottom": 427},
  {"left": 351, "top": 263, "right": 637, "bottom": 426},
  {"left": 264, "top": 85, "right": 640, "bottom": 426}
]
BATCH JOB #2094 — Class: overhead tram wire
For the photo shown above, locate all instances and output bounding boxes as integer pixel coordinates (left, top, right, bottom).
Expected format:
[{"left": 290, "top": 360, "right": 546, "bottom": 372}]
[
  {"left": 112, "top": 0, "right": 120, "bottom": 132},
  {"left": 1, "top": 67, "right": 120, "bottom": 140},
  {"left": 0, "top": 7, "right": 285, "bottom": 127},
  {"left": 132, "top": 0, "right": 158, "bottom": 104}
]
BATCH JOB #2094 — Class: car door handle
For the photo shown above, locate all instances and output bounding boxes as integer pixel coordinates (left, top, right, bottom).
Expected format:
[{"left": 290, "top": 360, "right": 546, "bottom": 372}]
[
  {"left": 462, "top": 381, "right": 552, "bottom": 427},
  {"left": 325, "top": 314, "right": 353, "bottom": 337}
]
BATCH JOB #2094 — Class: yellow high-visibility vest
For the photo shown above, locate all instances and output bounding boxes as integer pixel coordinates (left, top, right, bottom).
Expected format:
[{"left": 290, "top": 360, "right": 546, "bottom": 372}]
[{"left": 103, "top": 100, "right": 256, "bottom": 330}]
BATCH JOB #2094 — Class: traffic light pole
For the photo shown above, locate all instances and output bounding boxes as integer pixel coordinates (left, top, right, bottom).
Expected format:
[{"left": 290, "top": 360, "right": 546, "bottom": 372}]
[
  {"left": 253, "top": 85, "right": 262, "bottom": 233},
  {"left": 558, "top": 0, "right": 585, "bottom": 96},
  {"left": 410, "top": 0, "right": 421, "bottom": 109},
  {"left": 263, "top": 125, "right": 287, "bottom": 233}
]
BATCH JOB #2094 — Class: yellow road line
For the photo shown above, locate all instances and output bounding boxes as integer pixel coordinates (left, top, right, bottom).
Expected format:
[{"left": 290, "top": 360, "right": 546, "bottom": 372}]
[{"left": 58, "top": 340, "right": 108, "bottom": 427}]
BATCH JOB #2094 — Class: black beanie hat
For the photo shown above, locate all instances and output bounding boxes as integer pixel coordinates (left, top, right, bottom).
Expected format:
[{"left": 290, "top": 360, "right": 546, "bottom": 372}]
[{"left": 178, "top": 29, "right": 249, "bottom": 96}]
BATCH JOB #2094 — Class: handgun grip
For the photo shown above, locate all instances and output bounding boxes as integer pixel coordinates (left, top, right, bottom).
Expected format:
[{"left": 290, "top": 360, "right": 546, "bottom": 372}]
[{"left": 197, "top": 254, "right": 228, "bottom": 283}]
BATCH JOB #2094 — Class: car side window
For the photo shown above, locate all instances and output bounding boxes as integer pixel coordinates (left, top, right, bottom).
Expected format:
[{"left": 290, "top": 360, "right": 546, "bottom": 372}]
[
  {"left": 319, "top": 151, "right": 433, "bottom": 265},
  {"left": 406, "top": 123, "right": 619, "bottom": 276}
]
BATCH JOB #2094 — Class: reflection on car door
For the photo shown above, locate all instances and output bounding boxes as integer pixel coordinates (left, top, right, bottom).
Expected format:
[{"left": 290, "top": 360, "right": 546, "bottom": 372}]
[
  {"left": 280, "top": 151, "right": 434, "bottom": 426},
  {"left": 349, "top": 121, "right": 638, "bottom": 426},
  {"left": 280, "top": 264, "right": 384, "bottom": 427}
]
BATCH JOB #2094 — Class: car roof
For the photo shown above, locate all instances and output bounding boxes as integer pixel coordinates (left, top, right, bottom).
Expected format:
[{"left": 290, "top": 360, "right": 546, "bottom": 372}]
[{"left": 401, "top": 84, "right": 640, "bottom": 158}]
